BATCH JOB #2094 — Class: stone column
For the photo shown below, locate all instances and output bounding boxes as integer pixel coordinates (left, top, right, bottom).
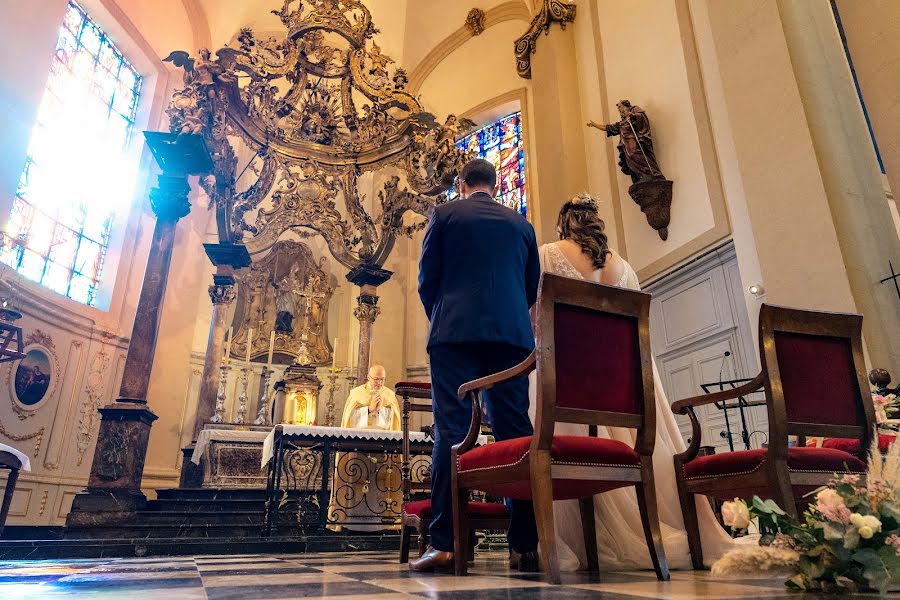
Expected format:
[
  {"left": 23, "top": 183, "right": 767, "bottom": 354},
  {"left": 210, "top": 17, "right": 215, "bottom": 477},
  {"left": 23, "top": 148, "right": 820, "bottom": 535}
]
[
  {"left": 192, "top": 243, "right": 250, "bottom": 438},
  {"left": 777, "top": 0, "right": 900, "bottom": 372},
  {"left": 354, "top": 285, "right": 381, "bottom": 384},
  {"left": 346, "top": 264, "right": 392, "bottom": 384},
  {"left": 67, "top": 133, "right": 211, "bottom": 527}
]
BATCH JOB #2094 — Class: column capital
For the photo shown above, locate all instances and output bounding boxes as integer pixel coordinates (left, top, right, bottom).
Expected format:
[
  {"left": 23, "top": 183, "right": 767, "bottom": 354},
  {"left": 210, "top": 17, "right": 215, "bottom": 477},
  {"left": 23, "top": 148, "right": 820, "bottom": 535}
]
[
  {"left": 208, "top": 280, "right": 237, "bottom": 305},
  {"left": 149, "top": 174, "right": 192, "bottom": 221},
  {"left": 515, "top": 0, "right": 577, "bottom": 79},
  {"left": 354, "top": 296, "right": 381, "bottom": 324}
]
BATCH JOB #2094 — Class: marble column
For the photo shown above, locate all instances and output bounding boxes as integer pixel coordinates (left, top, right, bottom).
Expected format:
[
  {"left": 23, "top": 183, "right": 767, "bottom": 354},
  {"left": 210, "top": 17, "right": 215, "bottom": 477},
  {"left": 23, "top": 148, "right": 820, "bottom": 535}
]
[
  {"left": 192, "top": 243, "right": 250, "bottom": 439},
  {"left": 346, "top": 264, "right": 392, "bottom": 384},
  {"left": 67, "top": 133, "right": 211, "bottom": 527},
  {"left": 354, "top": 285, "right": 381, "bottom": 384}
]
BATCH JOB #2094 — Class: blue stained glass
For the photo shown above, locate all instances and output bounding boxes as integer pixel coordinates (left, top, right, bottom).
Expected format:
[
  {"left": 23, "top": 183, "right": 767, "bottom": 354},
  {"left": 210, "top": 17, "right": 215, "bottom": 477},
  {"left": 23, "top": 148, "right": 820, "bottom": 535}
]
[
  {"left": 453, "top": 111, "right": 527, "bottom": 217},
  {"left": 1, "top": 1, "right": 142, "bottom": 306}
]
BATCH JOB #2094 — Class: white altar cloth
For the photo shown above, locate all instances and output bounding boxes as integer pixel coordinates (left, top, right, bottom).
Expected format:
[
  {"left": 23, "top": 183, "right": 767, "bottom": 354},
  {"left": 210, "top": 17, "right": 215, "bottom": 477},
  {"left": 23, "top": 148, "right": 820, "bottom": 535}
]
[
  {"left": 261, "top": 424, "right": 488, "bottom": 467},
  {"left": 191, "top": 429, "right": 270, "bottom": 465},
  {"left": 0, "top": 442, "right": 31, "bottom": 472}
]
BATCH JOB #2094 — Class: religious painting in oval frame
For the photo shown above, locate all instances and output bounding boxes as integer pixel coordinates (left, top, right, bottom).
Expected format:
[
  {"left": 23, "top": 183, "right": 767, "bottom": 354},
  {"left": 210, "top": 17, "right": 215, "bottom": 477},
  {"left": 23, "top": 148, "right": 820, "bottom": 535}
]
[{"left": 13, "top": 348, "right": 54, "bottom": 408}]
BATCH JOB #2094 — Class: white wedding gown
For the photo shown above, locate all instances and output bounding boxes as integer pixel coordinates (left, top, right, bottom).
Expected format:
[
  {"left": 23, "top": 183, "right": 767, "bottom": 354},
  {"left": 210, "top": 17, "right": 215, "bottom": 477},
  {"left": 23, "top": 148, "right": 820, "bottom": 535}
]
[{"left": 528, "top": 242, "right": 734, "bottom": 571}]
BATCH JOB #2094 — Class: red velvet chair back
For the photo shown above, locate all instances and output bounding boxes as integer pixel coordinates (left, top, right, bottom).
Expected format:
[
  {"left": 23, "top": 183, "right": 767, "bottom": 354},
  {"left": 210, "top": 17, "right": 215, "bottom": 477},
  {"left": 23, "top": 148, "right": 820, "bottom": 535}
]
[
  {"left": 533, "top": 273, "right": 656, "bottom": 456},
  {"left": 759, "top": 304, "right": 873, "bottom": 453}
]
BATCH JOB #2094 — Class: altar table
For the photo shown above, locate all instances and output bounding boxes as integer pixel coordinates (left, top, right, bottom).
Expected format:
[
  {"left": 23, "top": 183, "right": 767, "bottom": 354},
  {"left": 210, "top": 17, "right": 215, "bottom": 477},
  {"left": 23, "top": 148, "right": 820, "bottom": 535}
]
[{"left": 262, "top": 425, "right": 488, "bottom": 535}]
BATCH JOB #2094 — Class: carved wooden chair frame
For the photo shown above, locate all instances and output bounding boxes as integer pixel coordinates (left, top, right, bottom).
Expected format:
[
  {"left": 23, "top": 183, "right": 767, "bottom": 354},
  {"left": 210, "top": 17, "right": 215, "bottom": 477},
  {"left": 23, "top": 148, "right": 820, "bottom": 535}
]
[
  {"left": 395, "top": 382, "right": 508, "bottom": 563},
  {"left": 451, "top": 273, "right": 669, "bottom": 583},
  {"left": 672, "top": 303, "right": 873, "bottom": 569}
]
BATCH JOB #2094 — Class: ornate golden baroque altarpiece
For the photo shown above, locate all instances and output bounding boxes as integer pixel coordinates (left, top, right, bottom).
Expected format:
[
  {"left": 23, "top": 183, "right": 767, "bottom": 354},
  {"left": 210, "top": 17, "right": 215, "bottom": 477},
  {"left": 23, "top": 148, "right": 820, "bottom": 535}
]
[{"left": 164, "top": 0, "right": 473, "bottom": 420}]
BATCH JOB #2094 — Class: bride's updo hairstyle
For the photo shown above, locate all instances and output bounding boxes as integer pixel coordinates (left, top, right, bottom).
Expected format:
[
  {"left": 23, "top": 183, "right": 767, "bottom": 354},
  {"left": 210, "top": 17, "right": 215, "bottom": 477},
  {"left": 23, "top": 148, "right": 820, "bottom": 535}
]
[{"left": 557, "top": 193, "right": 611, "bottom": 270}]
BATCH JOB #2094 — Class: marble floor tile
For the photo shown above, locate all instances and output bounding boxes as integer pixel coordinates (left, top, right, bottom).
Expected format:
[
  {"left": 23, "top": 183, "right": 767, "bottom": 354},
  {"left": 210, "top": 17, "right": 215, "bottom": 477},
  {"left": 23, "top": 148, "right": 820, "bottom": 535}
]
[
  {"left": 0, "top": 550, "right": 893, "bottom": 599},
  {"left": 204, "top": 580, "right": 402, "bottom": 600},
  {"left": 367, "top": 574, "right": 549, "bottom": 594},
  {"left": 201, "top": 572, "right": 354, "bottom": 587}
]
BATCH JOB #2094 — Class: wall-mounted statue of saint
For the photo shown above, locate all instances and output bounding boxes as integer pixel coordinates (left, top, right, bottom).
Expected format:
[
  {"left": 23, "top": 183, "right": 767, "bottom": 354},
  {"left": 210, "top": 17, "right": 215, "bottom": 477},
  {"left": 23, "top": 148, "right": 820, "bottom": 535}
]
[{"left": 588, "top": 100, "right": 674, "bottom": 240}]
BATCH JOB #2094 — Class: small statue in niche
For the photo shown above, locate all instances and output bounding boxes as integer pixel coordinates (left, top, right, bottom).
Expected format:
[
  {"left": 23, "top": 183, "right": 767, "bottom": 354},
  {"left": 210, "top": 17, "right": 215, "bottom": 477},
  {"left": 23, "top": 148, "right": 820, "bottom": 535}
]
[
  {"left": 588, "top": 100, "right": 674, "bottom": 241},
  {"left": 273, "top": 263, "right": 303, "bottom": 333}
]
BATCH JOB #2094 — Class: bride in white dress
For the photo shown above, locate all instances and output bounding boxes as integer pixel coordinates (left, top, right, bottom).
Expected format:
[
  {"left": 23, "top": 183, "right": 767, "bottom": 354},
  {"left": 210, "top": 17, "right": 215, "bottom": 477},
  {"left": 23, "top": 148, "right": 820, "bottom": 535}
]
[{"left": 527, "top": 194, "right": 734, "bottom": 571}]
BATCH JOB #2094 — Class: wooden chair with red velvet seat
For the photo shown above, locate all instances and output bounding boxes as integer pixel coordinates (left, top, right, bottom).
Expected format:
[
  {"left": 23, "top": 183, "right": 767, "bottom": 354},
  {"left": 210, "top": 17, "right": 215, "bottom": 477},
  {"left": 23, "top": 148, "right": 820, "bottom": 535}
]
[
  {"left": 672, "top": 304, "right": 873, "bottom": 570},
  {"left": 450, "top": 273, "right": 670, "bottom": 584},
  {"left": 395, "top": 381, "right": 508, "bottom": 563}
]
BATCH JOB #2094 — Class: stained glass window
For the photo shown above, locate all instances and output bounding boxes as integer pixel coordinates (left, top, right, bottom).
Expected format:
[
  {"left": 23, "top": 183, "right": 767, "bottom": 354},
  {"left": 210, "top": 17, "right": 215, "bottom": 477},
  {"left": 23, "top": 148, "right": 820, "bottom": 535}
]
[
  {"left": 2, "top": 1, "right": 142, "bottom": 306},
  {"left": 454, "top": 112, "right": 527, "bottom": 217}
]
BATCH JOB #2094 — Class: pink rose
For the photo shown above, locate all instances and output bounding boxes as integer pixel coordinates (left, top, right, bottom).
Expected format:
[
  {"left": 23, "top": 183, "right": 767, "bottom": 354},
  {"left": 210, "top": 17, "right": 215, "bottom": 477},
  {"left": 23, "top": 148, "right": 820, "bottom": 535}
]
[{"left": 816, "top": 488, "right": 851, "bottom": 524}]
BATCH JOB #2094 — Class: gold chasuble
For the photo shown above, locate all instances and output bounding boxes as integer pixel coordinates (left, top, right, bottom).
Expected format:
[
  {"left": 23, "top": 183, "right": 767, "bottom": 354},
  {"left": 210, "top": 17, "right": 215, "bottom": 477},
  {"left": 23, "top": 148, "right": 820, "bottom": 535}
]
[{"left": 327, "top": 384, "right": 402, "bottom": 531}]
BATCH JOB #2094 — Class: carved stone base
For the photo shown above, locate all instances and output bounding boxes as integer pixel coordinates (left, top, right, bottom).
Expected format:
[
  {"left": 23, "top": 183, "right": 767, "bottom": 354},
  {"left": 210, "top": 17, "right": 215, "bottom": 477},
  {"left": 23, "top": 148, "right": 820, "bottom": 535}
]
[
  {"left": 65, "top": 400, "right": 157, "bottom": 528},
  {"left": 66, "top": 490, "right": 148, "bottom": 527},
  {"left": 628, "top": 179, "right": 673, "bottom": 241}
]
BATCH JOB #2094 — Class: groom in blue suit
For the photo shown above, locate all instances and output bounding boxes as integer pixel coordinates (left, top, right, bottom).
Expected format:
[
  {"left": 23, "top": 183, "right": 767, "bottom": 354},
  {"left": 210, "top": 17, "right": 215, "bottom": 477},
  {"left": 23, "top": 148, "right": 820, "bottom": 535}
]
[{"left": 412, "top": 159, "right": 540, "bottom": 572}]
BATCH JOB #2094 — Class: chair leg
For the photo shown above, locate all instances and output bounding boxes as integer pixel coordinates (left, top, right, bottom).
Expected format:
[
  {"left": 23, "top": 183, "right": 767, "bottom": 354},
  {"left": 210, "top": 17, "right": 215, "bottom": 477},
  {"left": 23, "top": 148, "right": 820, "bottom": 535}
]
[
  {"left": 0, "top": 468, "right": 18, "bottom": 538},
  {"left": 417, "top": 521, "right": 429, "bottom": 557},
  {"left": 771, "top": 461, "right": 798, "bottom": 520},
  {"left": 579, "top": 496, "right": 599, "bottom": 574},
  {"left": 636, "top": 462, "right": 670, "bottom": 581},
  {"left": 675, "top": 462, "right": 704, "bottom": 570},
  {"left": 452, "top": 487, "right": 469, "bottom": 576},
  {"left": 399, "top": 520, "right": 411, "bottom": 563},
  {"left": 531, "top": 454, "right": 561, "bottom": 584}
]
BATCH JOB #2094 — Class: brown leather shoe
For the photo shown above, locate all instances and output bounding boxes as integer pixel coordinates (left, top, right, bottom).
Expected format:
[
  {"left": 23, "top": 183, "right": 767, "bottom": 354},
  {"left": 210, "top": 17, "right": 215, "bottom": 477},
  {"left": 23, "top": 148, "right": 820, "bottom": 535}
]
[{"left": 409, "top": 546, "right": 455, "bottom": 572}]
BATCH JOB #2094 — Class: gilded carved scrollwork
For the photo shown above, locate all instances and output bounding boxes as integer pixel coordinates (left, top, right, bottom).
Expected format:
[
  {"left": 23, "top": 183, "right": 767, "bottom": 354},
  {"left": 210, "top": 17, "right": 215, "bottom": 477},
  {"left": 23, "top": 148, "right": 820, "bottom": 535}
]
[
  {"left": 515, "top": 0, "right": 577, "bottom": 79},
  {"left": 164, "top": 0, "right": 473, "bottom": 271}
]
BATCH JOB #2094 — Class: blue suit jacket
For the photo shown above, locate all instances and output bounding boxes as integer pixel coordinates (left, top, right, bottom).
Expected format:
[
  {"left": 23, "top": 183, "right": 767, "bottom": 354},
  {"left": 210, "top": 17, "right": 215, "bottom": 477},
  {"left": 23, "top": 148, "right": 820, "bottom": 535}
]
[{"left": 418, "top": 192, "right": 540, "bottom": 351}]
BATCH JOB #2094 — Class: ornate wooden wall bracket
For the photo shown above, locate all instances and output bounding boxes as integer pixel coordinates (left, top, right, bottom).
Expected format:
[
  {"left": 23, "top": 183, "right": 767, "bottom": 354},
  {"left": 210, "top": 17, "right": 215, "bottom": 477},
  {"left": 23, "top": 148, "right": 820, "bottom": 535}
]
[{"left": 515, "top": 0, "right": 576, "bottom": 79}]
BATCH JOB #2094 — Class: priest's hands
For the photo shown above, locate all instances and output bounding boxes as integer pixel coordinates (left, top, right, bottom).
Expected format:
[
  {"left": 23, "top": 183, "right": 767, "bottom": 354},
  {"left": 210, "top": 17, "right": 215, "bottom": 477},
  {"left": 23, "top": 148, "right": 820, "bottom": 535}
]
[{"left": 368, "top": 393, "right": 382, "bottom": 413}]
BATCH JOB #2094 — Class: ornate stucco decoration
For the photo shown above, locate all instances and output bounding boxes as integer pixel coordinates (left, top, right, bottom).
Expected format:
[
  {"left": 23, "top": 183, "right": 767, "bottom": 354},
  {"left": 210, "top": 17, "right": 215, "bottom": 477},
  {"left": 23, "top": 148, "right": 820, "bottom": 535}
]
[
  {"left": 466, "top": 8, "right": 486, "bottom": 36},
  {"left": 163, "top": 0, "right": 473, "bottom": 271},
  {"left": 515, "top": 0, "right": 576, "bottom": 79},
  {"left": 76, "top": 347, "right": 111, "bottom": 465},
  {"left": 232, "top": 240, "right": 335, "bottom": 366}
]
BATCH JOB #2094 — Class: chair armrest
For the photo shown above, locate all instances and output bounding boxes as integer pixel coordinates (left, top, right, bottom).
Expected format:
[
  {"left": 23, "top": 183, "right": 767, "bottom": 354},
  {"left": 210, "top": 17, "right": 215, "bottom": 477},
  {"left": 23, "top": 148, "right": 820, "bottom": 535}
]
[
  {"left": 457, "top": 351, "right": 536, "bottom": 398},
  {"left": 395, "top": 382, "right": 432, "bottom": 399},
  {"left": 451, "top": 390, "right": 483, "bottom": 459},
  {"left": 671, "top": 372, "right": 765, "bottom": 415}
]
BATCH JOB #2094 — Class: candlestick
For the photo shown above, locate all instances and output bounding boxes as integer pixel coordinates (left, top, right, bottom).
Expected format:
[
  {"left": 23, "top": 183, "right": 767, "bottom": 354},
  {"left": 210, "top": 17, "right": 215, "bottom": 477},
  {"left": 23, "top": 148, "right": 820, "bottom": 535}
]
[
  {"left": 211, "top": 364, "right": 228, "bottom": 423},
  {"left": 254, "top": 368, "right": 274, "bottom": 426},
  {"left": 245, "top": 327, "right": 254, "bottom": 366},
  {"left": 235, "top": 367, "right": 249, "bottom": 424},
  {"left": 223, "top": 327, "right": 232, "bottom": 364},
  {"left": 324, "top": 368, "right": 340, "bottom": 427},
  {"left": 266, "top": 330, "right": 275, "bottom": 368}
]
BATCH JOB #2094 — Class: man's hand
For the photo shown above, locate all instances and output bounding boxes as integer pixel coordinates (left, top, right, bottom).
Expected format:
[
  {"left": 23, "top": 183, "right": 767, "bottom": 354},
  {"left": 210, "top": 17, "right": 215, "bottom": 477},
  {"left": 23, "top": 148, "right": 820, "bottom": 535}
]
[{"left": 368, "top": 393, "right": 382, "bottom": 413}]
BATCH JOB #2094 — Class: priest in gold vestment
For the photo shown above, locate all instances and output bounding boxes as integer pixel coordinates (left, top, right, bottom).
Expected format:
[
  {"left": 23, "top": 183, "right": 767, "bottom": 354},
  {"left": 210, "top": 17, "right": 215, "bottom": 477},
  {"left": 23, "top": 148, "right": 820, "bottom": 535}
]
[{"left": 328, "top": 365, "right": 403, "bottom": 530}]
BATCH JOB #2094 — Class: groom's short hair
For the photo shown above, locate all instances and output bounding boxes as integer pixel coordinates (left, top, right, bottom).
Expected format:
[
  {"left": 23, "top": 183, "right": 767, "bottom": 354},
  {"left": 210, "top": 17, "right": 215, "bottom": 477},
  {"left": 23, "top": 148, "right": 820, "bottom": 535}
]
[{"left": 460, "top": 159, "right": 497, "bottom": 190}]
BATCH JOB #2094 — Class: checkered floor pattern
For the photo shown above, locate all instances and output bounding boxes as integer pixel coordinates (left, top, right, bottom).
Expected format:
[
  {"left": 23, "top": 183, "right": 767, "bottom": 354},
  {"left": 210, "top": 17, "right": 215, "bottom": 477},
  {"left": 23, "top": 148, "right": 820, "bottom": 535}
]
[{"left": 0, "top": 550, "right": 892, "bottom": 599}]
